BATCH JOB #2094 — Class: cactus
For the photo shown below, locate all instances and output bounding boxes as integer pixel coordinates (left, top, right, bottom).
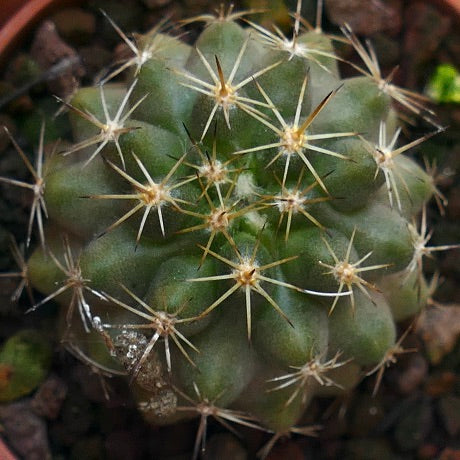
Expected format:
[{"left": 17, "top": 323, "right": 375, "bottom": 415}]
[{"left": 3, "top": 1, "right": 458, "bottom": 456}]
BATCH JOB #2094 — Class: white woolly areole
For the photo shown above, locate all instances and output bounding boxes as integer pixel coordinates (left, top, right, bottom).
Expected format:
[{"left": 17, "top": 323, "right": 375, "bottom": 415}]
[
  {"left": 243, "top": 211, "right": 266, "bottom": 231},
  {"left": 235, "top": 172, "right": 258, "bottom": 200}
]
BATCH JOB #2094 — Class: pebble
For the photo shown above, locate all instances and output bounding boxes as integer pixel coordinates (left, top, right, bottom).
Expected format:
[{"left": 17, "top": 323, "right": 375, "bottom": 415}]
[
  {"left": 31, "top": 375, "right": 68, "bottom": 420},
  {"left": 397, "top": 354, "right": 428, "bottom": 394},
  {"left": 51, "top": 8, "right": 96, "bottom": 45},
  {"left": 142, "top": 0, "right": 172, "bottom": 8},
  {"left": 71, "top": 362, "right": 115, "bottom": 404},
  {"left": 30, "top": 20, "right": 85, "bottom": 98},
  {"left": 418, "top": 443, "right": 440, "bottom": 460},
  {"left": 438, "top": 396, "right": 460, "bottom": 436},
  {"left": 50, "top": 392, "right": 93, "bottom": 446},
  {"left": 425, "top": 371, "right": 457, "bottom": 397},
  {"left": 394, "top": 397, "right": 433, "bottom": 451},
  {"left": 402, "top": 2, "right": 452, "bottom": 88},
  {"left": 79, "top": 45, "right": 113, "bottom": 81},
  {"left": 439, "top": 448, "right": 460, "bottom": 460},
  {"left": 0, "top": 400, "right": 51, "bottom": 460},
  {"left": 325, "top": 0, "right": 402, "bottom": 35},
  {"left": 417, "top": 305, "right": 460, "bottom": 365}
]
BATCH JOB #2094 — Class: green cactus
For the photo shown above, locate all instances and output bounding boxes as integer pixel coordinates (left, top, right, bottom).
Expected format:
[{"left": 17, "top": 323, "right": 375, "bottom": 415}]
[{"left": 2, "top": 1, "right": 458, "bottom": 456}]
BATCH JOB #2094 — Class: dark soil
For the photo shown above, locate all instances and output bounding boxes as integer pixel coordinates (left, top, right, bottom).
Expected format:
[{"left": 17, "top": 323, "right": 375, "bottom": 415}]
[{"left": 0, "top": 1, "right": 459, "bottom": 459}]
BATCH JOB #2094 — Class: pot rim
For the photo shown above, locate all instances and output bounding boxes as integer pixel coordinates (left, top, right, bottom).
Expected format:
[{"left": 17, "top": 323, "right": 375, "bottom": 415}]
[{"left": 0, "top": 0, "right": 84, "bottom": 67}]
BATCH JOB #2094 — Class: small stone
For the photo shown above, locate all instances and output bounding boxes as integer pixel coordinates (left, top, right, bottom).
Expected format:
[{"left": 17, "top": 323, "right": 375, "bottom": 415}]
[
  {"left": 438, "top": 396, "right": 460, "bottom": 436},
  {"left": 416, "top": 304, "right": 460, "bottom": 364},
  {"left": 425, "top": 371, "right": 456, "bottom": 397},
  {"left": 397, "top": 354, "right": 428, "bottom": 394},
  {"left": 142, "top": 0, "right": 172, "bottom": 8},
  {"left": 31, "top": 375, "right": 68, "bottom": 419},
  {"left": 71, "top": 363, "right": 114, "bottom": 404},
  {"left": 325, "top": 0, "right": 402, "bottom": 36},
  {"left": 30, "top": 20, "right": 85, "bottom": 98},
  {"left": 402, "top": 2, "right": 452, "bottom": 88},
  {"left": 394, "top": 397, "right": 433, "bottom": 451},
  {"left": 418, "top": 443, "right": 440, "bottom": 460},
  {"left": 51, "top": 392, "right": 93, "bottom": 445},
  {"left": 0, "top": 401, "right": 51, "bottom": 460},
  {"left": 51, "top": 8, "right": 96, "bottom": 45},
  {"left": 439, "top": 448, "right": 460, "bottom": 460},
  {"left": 79, "top": 45, "right": 112, "bottom": 81}
]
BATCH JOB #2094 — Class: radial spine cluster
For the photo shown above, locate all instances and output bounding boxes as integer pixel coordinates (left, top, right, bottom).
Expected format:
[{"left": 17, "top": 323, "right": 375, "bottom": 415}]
[{"left": 2, "top": 1, "right": 457, "bottom": 457}]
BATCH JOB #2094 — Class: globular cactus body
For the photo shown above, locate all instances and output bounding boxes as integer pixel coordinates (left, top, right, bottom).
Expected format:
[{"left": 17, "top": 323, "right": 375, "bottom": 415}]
[{"left": 14, "top": 0, "right": 454, "bottom": 449}]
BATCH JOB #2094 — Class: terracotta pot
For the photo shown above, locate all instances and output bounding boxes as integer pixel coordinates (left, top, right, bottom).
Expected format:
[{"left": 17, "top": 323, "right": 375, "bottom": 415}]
[
  {"left": 0, "top": 437, "right": 17, "bottom": 460},
  {"left": 0, "top": 0, "right": 85, "bottom": 66}
]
